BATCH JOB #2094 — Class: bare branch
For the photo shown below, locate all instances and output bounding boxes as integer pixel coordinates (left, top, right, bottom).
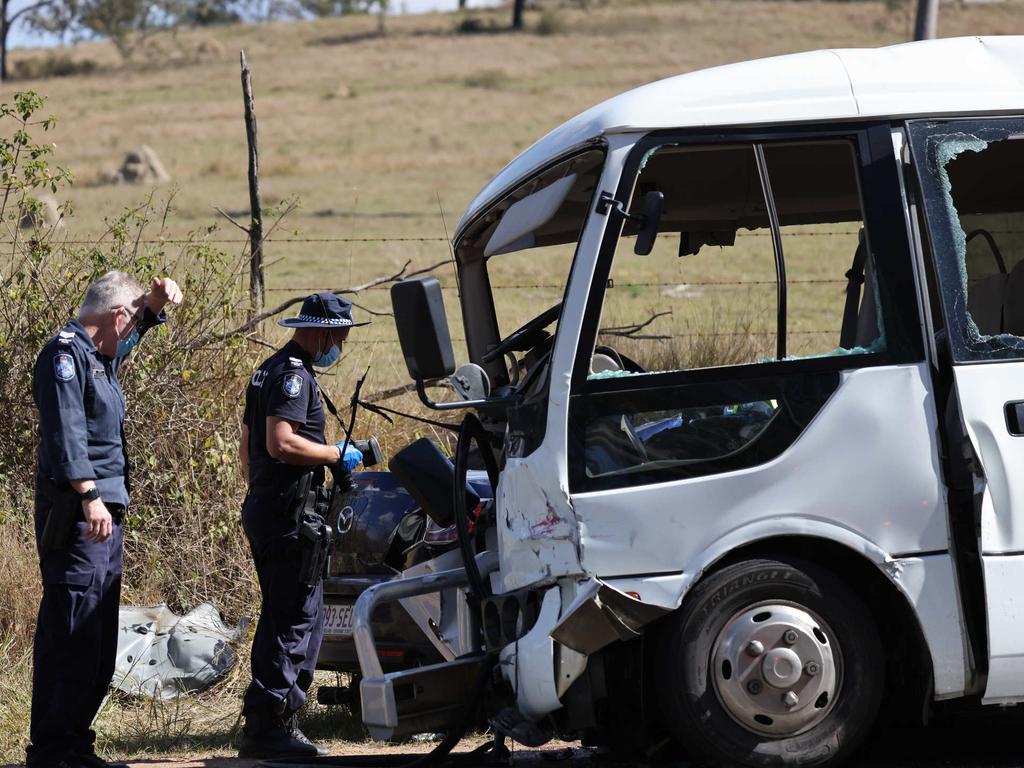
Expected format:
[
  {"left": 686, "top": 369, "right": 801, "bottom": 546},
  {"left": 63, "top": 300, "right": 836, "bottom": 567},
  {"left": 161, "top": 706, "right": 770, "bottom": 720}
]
[
  {"left": 243, "top": 334, "right": 277, "bottom": 350},
  {"left": 214, "top": 206, "right": 250, "bottom": 235},
  {"left": 600, "top": 310, "right": 672, "bottom": 339},
  {"left": 348, "top": 298, "right": 392, "bottom": 318},
  {"left": 189, "top": 258, "right": 448, "bottom": 349},
  {"left": 262, "top": 197, "right": 300, "bottom": 240},
  {"left": 363, "top": 378, "right": 446, "bottom": 403}
]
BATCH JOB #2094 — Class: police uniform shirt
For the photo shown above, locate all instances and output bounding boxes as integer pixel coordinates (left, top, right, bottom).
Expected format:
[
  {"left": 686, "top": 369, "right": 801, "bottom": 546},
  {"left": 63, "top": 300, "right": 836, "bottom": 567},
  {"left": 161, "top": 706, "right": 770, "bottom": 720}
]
[
  {"left": 33, "top": 311, "right": 165, "bottom": 507},
  {"left": 243, "top": 340, "right": 326, "bottom": 489}
]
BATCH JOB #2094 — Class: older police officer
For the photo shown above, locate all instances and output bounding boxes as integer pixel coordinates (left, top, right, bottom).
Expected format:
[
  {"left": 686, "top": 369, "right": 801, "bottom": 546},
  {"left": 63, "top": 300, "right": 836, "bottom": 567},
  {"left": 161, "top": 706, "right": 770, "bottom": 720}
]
[
  {"left": 27, "top": 271, "right": 183, "bottom": 768},
  {"left": 238, "top": 292, "right": 366, "bottom": 758}
]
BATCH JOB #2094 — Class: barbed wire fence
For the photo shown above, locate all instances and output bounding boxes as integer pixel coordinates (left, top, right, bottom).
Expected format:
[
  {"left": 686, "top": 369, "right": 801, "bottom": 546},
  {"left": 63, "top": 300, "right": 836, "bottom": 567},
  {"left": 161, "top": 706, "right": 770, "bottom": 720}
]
[{"left": 5, "top": 228, "right": 872, "bottom": 402}]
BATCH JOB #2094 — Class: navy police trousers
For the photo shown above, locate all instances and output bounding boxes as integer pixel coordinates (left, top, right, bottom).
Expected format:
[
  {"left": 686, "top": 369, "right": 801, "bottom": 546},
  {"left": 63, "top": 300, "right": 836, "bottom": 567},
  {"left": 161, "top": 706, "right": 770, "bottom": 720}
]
[
  {"left": 242, "top": 492, "right": 325, "bottom": 717},
  {"left": 27, "top": 497, "right": 123, "bottom": 767}
]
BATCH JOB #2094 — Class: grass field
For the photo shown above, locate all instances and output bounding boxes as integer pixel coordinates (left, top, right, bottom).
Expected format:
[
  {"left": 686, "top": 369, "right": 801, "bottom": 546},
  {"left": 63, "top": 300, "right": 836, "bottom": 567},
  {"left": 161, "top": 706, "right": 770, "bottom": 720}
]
[
  {"left": 8, "top": 0, "right": 1022, "bottom": 375},
  {"left": 3, "top": 0, "right": 1024, "bottom": 761}
]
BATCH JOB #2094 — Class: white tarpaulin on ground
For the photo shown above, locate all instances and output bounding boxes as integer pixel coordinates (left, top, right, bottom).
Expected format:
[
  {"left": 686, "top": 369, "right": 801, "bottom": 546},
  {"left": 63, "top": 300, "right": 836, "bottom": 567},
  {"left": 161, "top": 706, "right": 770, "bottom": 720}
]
[{"left": 112, "top": 603, "right": 249, "bottom": 699}]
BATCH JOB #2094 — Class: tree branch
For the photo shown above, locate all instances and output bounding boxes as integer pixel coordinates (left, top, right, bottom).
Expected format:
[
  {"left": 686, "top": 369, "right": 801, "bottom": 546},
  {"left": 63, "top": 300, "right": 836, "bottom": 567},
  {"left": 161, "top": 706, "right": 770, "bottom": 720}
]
[
  {"left": 363, "top": 377, "right": 446, "bottom": 403},
  {"left": 600, "top": 310, "right": 672, "bottom": 339},
  {"left": 213, "top": 206, "right": 250, "bottom": 235},
  {"left": 348, "top": 298, "right": 392, "bottom": 317},
  {"left": 190, "top": 258, "right": 448, "bottom": 349},
  {"left": 9, "top": 0, "right": 59, "bottom": 26}
]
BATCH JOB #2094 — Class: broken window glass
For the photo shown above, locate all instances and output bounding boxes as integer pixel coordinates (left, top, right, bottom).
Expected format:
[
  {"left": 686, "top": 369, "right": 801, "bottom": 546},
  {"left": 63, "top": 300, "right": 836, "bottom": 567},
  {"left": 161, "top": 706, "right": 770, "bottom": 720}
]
[{"left": 909, "top": 119, "right": 1024, "bottom": 362}]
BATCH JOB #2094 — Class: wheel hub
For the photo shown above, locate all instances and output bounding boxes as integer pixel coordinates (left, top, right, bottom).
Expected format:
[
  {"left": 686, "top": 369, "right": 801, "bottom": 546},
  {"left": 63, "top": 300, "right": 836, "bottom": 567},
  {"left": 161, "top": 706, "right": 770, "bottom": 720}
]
[
  {"left": 761, "top": 647, "right": 802, "bottom": 688},
  {"left": 711, "top": 602, "right": 841, "bottom": 737}
]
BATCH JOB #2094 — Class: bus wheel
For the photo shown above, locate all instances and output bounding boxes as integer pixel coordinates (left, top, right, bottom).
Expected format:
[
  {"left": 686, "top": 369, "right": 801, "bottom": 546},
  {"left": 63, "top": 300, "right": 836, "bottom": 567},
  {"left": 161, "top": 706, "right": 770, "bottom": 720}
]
[{"left": 657, "top": 557, "right": 883, "bottom": 768}]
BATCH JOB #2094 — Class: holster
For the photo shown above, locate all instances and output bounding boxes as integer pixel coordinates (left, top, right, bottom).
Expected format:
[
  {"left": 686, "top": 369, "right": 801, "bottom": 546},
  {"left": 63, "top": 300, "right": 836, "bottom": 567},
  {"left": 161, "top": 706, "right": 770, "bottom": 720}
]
[
  {"left": 37, "top": 476, "right": 81, "bottom": 554},
  {"left": 298, "top": 506, "right": 332, "bottom": 587}
]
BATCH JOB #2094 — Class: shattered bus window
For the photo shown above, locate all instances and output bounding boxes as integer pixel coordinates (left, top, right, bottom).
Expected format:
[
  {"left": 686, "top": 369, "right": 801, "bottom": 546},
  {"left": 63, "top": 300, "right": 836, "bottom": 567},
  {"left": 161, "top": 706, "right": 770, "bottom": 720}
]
[{"left": 910, "top": 119, "right": 1024, "bottom": 361}]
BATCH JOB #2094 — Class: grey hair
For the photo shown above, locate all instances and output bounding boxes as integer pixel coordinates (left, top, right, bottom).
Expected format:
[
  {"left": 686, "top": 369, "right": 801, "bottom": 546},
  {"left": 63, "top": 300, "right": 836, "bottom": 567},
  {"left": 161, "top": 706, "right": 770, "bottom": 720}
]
[{"left": 78, "top": 271, "right": 146, "bottom": 319}]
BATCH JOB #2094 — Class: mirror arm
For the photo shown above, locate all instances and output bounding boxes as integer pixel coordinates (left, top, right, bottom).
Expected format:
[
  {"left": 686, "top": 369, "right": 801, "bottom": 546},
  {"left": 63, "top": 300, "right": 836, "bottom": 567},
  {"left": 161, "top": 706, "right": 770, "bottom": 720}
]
[
  {"left": 595, "top": 191, "right": 644, "bottom": 224},
  {"left": 415, "top": 379, "right": 515, "bottom": 412}
]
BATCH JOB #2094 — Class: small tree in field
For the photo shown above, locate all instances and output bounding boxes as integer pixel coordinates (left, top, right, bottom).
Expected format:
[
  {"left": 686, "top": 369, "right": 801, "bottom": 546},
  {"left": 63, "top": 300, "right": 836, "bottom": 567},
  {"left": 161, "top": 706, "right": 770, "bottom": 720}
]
[{"left": 25, "top": 0, "right": 185, "bottom": 61}]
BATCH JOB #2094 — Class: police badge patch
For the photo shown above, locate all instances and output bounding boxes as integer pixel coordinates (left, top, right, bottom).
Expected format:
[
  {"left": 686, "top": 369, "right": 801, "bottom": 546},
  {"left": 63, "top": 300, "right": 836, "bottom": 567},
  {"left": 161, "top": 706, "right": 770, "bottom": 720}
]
[
  {"left": 283, "top": 373, "right": 303, "bottom": 398},
  {"left": 54, "top": 353, "right": 75, "bottom": 382}
]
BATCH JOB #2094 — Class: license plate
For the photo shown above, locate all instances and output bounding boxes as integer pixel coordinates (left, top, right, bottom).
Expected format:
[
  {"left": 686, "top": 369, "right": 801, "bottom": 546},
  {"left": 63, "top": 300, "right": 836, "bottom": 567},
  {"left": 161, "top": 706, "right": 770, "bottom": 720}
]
[{"left": 324, "top": 602, "right": 355, "bottom": 636}]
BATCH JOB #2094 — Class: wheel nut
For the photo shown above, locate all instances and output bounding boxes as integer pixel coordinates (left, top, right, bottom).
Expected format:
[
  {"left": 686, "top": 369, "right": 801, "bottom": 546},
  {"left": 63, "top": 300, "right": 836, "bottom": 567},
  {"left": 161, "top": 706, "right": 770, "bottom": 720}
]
[
  {"left": 747, "top": 679, "right": 763, "bottom": 695},
  {"left": 783, "top": 691, "right": 799, "bottom": 708},
  {"left": 746, "top": 640, "right": 764, "bottom": 657},
  {"left": 783, "top": 629, "right": 799, "bottom": 645},
  {"left": 804, "top": 661, "right": 820, "bottom": 676}
]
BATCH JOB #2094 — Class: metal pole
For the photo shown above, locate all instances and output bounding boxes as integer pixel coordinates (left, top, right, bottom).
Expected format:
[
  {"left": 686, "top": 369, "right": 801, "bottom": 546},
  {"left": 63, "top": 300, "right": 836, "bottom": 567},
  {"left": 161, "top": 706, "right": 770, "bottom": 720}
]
[{"left": 913, "top": 0, "right": 938, "bottom": 41}]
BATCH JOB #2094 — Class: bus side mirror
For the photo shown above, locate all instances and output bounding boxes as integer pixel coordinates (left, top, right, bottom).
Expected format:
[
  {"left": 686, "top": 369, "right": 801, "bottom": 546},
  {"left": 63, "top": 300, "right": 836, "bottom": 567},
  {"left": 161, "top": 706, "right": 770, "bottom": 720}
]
[
  {"left": 391, "top": 277, "right": 455, "bottom": 381},
  {"left": 634, "top": 191, "right": 665, "bottom": 256}
]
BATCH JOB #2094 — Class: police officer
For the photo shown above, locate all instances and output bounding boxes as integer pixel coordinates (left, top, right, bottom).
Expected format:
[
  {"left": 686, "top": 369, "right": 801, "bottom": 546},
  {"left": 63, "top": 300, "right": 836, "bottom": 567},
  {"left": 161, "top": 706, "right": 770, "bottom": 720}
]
[
  {"left": 238, "top": 292, "right": 367, "bottom": 758},
  {"left": 27, "top": 271, "right": 183, "bottom": 768}
]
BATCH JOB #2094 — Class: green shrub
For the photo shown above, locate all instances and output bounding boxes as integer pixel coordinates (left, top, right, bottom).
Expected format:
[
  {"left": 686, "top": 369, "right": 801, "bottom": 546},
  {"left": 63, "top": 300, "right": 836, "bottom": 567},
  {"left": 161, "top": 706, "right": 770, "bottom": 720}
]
[{"left": 0, "top": 91, "right": 264, "bottom": 651}]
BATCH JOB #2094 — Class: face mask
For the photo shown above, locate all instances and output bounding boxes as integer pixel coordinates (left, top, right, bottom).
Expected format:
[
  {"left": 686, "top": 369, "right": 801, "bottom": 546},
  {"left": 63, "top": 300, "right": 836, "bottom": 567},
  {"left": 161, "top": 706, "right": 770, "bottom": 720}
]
[
  {"left": 116, "top": 327, "right": 140, "bottom": 358},
  {"left": 315, "top": 343, "right": 340, "bottom": 368}
]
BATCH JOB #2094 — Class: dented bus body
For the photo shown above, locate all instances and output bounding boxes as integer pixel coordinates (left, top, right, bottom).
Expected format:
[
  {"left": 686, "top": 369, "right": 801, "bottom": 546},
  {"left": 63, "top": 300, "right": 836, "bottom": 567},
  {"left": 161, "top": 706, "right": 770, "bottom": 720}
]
[{"left": 352, "top": 37, "right": 1024, "bottom": 767}]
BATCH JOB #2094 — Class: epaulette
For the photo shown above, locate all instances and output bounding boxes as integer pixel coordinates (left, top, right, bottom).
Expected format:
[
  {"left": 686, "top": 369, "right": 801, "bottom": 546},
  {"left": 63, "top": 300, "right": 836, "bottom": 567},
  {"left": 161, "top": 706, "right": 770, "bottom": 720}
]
[
  {"left": 288, "top": 357, "right": 304, "bottom": 367},
  {"left": 57, "top": 330, "right": 76, "bottom": 345}
]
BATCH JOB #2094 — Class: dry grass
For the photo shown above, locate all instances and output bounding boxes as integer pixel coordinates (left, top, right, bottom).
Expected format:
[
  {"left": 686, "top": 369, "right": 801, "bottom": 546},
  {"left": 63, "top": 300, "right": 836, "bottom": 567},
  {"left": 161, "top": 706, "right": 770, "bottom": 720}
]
[{"left": 2, "top": 0, "right": 1022, "bottom": 761}]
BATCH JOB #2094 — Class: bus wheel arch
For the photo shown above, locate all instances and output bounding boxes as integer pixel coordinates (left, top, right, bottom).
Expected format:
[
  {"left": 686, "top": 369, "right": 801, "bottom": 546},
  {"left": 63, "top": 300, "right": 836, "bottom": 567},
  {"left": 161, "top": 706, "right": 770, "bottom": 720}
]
[{"left": 646, "top": 539, "right": 934, "bottom": 766}]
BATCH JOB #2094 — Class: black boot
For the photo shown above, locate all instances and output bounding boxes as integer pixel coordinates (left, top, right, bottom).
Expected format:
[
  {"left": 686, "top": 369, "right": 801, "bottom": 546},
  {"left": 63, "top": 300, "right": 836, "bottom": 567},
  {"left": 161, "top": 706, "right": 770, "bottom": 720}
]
[
  {"left": 287, "top": 713, "right": 330, "bottom": 757},
  {"left": 76, "top": 753, "right": 129, "bottom": 768},
  {"left": 238, "top": 706, "right": 319, "bottom": 759}
]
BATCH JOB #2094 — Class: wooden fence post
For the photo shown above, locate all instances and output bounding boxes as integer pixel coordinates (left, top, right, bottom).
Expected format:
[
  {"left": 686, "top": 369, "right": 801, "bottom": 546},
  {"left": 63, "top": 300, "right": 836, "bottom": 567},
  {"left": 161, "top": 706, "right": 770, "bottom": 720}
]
[{"left": 240, "top": 49, "right": 264, "bottom": 316}]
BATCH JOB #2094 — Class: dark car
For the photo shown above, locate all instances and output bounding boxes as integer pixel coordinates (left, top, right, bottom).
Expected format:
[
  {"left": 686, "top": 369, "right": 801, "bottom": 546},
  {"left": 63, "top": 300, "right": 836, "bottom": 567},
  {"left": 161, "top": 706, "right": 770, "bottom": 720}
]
[{"left": 315, "top": 441, "right": 492, "bottom": 710}]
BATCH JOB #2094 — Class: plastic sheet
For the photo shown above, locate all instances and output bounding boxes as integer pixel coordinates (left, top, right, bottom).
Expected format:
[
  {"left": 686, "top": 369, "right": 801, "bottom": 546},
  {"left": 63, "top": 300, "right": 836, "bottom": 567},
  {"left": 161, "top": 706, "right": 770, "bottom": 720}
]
[{"left": 112, "top": 603, "right": 249, "bottom": 699}]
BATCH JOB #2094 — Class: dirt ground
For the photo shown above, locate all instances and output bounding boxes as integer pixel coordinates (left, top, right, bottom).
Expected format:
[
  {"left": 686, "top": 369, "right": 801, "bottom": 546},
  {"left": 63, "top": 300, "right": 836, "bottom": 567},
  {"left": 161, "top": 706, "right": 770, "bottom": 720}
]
[{"left": 10, "top": 717, "right": 1024, "bottom": 768}]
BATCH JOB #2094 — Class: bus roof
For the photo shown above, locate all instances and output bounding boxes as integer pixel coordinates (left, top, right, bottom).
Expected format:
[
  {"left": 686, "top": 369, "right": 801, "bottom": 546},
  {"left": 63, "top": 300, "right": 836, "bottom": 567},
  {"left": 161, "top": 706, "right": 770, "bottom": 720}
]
[{"left": 456, "top": 35, "right": 1024, "bottom": 238}]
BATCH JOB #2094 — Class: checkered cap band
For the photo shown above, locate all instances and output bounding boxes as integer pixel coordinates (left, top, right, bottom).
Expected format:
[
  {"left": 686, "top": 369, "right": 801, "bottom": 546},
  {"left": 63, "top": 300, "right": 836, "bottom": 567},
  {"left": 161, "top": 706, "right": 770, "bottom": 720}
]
[{"left": 297, "top": 314, "right": 352, "bottom": 326}]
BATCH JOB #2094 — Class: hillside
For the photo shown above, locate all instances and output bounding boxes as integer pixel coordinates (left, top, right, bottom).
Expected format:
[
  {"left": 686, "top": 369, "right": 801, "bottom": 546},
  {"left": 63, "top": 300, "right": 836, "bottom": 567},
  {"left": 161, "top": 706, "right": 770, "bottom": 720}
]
[{"left": 9, "top": 0, "right": 1022, "bottom": 273}]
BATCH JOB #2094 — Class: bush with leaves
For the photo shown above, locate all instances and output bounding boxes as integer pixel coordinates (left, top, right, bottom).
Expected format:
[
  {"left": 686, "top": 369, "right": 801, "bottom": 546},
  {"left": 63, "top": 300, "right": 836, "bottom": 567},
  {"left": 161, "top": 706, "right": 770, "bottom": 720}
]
[{"left": 0, "top": 93, "right": 265, "bottom": 645}]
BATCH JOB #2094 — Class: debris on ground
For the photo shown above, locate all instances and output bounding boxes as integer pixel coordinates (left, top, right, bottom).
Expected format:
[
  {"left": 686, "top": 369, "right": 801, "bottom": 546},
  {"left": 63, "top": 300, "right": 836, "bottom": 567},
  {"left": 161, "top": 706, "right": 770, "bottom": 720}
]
[{"left": 112, "top": 603, "right": 249, "bottom": 699}]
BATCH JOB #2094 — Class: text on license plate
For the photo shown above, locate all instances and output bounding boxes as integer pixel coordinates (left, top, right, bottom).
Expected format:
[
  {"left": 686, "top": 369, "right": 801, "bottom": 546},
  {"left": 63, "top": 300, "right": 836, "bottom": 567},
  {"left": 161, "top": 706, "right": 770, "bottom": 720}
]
[{"left": 324, "top": 602, "right": 355, "bottom": 636}]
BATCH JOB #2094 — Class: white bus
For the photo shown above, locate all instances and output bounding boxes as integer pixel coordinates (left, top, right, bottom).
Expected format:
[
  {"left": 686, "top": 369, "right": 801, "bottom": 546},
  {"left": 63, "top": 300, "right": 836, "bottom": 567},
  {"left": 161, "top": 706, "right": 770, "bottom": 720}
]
[{"left": 354, "top": 36, "right": 1024, "bottom": 767}]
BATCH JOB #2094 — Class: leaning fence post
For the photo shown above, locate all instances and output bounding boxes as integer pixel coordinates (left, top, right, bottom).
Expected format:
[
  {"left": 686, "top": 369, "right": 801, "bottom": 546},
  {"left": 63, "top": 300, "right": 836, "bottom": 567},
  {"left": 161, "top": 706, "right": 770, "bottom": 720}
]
[{"left": 240, "top": 49, "right": 264, "bottom": 316}]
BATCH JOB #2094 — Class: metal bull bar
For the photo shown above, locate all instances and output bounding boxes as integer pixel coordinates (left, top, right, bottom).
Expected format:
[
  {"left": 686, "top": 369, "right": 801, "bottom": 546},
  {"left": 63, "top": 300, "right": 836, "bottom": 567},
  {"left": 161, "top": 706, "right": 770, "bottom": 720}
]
[{"left": 355, "top": 551, "right": 500, "bottom": 741}]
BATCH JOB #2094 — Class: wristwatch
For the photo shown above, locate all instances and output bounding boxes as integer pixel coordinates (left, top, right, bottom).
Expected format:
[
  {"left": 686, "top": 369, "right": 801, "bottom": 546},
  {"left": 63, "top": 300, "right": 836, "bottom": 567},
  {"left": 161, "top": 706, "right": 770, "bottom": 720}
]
[{"left": 79, "top": 487, "right": 101, "bottom": 501}]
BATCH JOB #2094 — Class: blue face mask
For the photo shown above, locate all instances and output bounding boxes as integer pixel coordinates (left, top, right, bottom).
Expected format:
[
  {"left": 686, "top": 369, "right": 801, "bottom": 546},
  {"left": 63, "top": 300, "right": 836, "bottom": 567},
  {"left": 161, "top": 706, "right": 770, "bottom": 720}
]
[
  {"left": 116, "top": 327, "right": 140, "bottom": 358},
  {"left": 315, "top": 343, "right": 340, "bottom": 368}
]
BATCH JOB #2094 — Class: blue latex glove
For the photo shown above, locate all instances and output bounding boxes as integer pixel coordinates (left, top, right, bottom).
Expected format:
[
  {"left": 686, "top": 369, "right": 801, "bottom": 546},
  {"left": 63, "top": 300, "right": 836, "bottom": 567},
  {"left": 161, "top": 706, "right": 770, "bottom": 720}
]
[{"left": 335, "top": 442, "right": 363, "bottom": 472}]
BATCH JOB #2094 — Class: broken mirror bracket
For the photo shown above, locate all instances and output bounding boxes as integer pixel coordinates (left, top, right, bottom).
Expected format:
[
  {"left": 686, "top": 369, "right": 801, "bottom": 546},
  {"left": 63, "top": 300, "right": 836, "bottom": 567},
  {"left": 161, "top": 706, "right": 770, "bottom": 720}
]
[{"left": 594, "top": 190, "right": 663, "bottom": 255}]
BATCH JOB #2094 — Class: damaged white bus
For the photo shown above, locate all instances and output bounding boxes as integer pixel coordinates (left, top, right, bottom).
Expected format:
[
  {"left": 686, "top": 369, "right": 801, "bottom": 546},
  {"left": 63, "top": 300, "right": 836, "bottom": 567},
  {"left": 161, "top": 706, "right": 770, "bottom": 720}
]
[{"left": 353, "top": 36, "right": 1024, "bottom": 767}]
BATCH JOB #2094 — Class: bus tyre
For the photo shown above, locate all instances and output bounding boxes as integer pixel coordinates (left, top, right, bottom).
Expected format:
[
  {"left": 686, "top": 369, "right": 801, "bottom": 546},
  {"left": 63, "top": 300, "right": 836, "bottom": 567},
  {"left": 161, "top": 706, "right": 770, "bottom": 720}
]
[{"left": 656, "top": 557, "right": 883, "bottom": 768}]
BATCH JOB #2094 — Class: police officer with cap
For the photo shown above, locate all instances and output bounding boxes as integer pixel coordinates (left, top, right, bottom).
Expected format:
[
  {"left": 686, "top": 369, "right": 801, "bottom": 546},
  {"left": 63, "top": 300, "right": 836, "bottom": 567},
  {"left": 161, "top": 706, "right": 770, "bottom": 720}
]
[
  {"left": 27, "top": 270, "right": 183, "bottom": 768},
  {"left": 238, "top": 292, "right": 368, "bottom": 758}
]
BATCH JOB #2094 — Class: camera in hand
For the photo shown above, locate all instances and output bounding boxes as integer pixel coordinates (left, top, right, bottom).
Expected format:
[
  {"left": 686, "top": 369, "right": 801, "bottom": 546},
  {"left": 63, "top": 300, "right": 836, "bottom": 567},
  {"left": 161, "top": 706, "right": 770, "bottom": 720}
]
[{"left": 353, "top": 437, "right": 383, "bottom": 468}]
